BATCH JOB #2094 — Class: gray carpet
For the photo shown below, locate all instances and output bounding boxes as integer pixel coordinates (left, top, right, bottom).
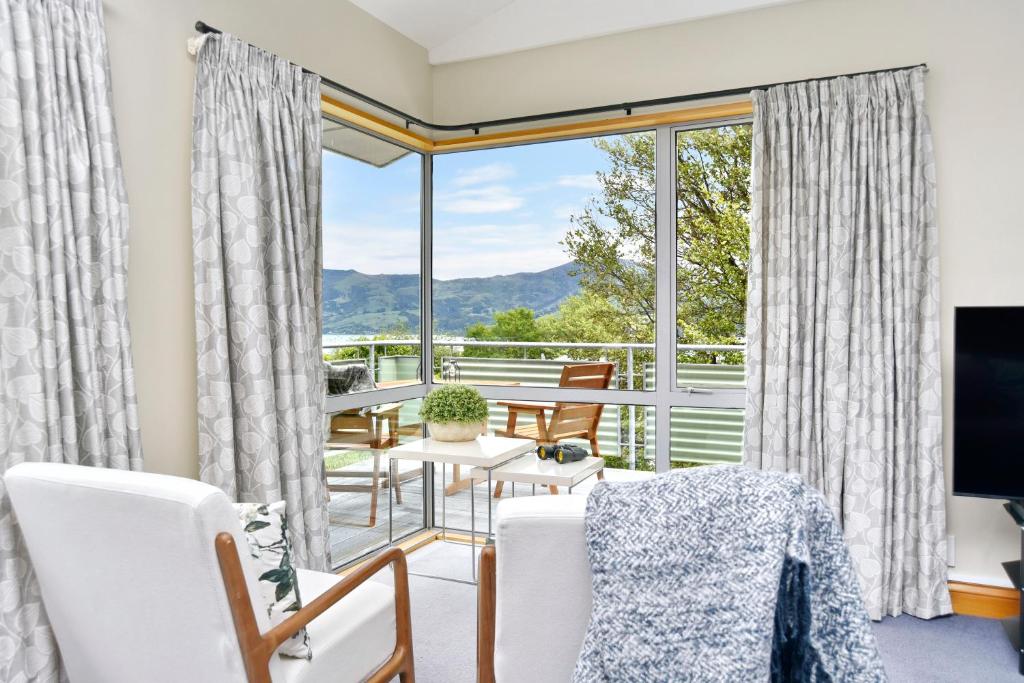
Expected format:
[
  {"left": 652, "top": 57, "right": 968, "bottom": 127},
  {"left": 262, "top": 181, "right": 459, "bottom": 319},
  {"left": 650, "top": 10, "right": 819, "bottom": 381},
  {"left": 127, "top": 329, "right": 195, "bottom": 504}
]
[{"left": 403, "top": 542, "right": 1022, "bottom": 682}]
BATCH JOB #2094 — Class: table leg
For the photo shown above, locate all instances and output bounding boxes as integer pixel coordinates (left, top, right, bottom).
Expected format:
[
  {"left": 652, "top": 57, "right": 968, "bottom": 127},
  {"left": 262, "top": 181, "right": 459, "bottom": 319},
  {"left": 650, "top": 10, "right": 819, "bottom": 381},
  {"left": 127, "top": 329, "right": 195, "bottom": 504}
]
[
  {"left": 387, "top": 458, "right": 393, "bottom": 546},
  {"left": 471, "top": 469, "right": 476, "bottom": 582},
  {"left": 441, "top": 462, "right": 447, "bottom": 542},
  {"left": 444, "top": 464, "right": 473, "bottom": 496}
]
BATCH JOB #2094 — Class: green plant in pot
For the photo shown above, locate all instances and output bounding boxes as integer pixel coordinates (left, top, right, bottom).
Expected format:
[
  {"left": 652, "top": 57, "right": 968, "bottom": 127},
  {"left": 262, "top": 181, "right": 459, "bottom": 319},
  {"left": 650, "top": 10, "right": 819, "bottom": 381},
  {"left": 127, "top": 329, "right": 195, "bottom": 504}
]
[{"left": 419, "top": 385, "right": 489, "bottom": 442}]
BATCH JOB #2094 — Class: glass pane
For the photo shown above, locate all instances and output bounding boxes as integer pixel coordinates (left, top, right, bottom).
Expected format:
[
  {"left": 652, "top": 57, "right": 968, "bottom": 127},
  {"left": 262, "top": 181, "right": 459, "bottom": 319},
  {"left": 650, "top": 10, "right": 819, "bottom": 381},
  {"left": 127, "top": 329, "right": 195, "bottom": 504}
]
[
  {"left": 432, "top": 131, "right": 656, "bottom": 390},
  {"left": 322, "top": 120, "right": 422, "bottom": 396},
  {"left": 667, "top": 406, "right": 745, "bottom": 469},
  {"left": 674, "top": 124, "right": 751, "bottom": 388},
  {"left": 325, "top": 398, "right": 424, "bottom": 567},
  {"left": 433, "top": 401, "right": 655, "bottom": 534}
]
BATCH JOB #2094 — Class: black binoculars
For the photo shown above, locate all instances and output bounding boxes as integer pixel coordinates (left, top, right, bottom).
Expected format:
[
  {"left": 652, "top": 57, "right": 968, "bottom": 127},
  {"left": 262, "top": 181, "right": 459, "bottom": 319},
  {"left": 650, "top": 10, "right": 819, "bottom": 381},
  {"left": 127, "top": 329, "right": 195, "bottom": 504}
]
[{"left": 536, "top": 443, "right": 589, "bottom": 464}]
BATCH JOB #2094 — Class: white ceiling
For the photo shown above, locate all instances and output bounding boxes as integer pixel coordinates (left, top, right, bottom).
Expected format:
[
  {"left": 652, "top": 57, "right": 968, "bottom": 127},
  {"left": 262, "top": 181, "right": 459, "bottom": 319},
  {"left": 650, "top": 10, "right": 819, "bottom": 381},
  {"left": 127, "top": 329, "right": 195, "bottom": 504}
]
[{"left": 349, "top": 0, "right": 806, "bottom": 65}]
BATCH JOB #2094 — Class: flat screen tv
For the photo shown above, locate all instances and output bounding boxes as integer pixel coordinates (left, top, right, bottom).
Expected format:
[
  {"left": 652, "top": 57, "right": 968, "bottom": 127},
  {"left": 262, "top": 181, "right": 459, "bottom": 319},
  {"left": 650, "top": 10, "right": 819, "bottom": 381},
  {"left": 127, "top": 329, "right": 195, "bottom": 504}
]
[{"left": 954, "top": 306, "right": 1024, "bottom": 500}]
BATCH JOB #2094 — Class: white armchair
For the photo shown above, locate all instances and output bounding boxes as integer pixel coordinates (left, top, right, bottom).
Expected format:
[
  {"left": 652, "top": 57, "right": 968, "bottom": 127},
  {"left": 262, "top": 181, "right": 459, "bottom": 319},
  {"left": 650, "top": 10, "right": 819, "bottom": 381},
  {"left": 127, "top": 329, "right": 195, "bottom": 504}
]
[
  {"left": 4, "top": 463, "right": 414, "bottom": 683},
  {"left": 477, "top": 496, "right": 591, "bottom": 683}
]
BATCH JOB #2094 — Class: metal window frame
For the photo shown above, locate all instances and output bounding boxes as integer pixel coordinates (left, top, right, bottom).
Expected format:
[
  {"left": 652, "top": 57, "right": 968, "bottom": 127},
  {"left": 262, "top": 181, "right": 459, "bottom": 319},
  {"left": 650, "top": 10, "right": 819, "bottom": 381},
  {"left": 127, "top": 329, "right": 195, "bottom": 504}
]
[{"left": 321, "top": 114, "right": 753, "bottom": 485}]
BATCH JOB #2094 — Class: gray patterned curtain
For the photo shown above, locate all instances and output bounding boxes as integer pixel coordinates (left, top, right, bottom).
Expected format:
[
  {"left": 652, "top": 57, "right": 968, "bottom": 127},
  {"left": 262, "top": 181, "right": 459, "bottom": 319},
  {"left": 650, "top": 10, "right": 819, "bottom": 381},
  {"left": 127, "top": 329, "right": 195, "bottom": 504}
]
[
  {"left": 0, "top": 0, "right": 143, "bottom": 679},
  {"left": 191, "top": 34, "right": 330, "bottom": 571},
  {"left": 744, "top": 67, "right": 950, "bottom": 619}
]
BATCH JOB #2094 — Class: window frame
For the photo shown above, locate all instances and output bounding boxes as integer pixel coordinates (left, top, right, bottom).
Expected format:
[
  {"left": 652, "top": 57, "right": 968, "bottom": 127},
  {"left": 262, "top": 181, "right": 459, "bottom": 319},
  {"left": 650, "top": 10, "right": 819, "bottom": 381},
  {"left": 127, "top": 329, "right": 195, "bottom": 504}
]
[{"left": 320, "top": 112, "right": 753, "bottom": 563}]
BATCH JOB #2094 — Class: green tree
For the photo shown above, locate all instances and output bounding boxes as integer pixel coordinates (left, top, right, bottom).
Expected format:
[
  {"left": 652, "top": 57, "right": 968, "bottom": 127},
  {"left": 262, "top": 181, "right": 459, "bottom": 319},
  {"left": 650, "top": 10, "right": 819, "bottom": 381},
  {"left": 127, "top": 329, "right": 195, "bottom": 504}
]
[
  {"left": 561, "top": 127, "right": 751, "bottom": 362},
  {"left": 464, "top": 307, "right": 547, "bottom": 358}
]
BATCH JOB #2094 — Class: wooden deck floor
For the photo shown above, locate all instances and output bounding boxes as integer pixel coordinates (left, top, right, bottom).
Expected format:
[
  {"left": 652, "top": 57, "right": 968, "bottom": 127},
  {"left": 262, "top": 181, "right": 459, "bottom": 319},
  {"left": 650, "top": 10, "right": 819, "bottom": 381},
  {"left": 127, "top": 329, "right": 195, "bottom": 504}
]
[{"left": 326, "top": 456, "right": 651, "bottom": 567}]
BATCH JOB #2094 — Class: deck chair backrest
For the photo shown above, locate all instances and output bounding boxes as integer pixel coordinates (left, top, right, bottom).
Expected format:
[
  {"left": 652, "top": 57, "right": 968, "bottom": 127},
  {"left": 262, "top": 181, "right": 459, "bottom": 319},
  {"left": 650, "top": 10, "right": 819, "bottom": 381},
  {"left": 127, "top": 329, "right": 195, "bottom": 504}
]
[
  {"left": 548, "top": 362, "right": 614, "bottom": 440},
  {"left": 557, "top": 362, "right": 615, "bottom": 391},
  {"left": 548, "top": 403, "right": 604, "bottom": 441}
]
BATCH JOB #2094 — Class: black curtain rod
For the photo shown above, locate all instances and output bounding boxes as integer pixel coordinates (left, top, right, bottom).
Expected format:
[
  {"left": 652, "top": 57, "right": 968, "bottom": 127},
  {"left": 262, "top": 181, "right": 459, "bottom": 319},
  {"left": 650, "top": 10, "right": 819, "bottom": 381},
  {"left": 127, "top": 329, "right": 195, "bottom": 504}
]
[{"left": 194, "top": 20, "right": 926, "bottom": 136}]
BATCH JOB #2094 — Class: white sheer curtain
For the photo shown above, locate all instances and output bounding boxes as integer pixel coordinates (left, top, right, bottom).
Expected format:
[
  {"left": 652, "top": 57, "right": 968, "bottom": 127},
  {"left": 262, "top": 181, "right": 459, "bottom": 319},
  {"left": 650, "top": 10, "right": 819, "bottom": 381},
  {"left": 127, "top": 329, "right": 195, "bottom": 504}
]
[
  {"left": 0, "top": 0, "right": 143, "bottom": 679},
  {"left": 744, "top": 67, "right": 951, "bottom": 619}
]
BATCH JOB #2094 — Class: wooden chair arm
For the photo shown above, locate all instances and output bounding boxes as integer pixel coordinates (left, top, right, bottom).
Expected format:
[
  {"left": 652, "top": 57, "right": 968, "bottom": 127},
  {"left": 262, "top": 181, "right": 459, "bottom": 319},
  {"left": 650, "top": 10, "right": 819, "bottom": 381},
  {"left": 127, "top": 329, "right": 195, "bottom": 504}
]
[
  {"left": 496, "top": 401, "right": 557, "bottom": 414},
  {"left": 477, "top": 544, "right": 496, "bottom": 683},
  {"left": 266, "top": 546, "right": 409, "bottom": 648},
  {"left": 216, "top": 534, "right": 414, "bottom": 683}
]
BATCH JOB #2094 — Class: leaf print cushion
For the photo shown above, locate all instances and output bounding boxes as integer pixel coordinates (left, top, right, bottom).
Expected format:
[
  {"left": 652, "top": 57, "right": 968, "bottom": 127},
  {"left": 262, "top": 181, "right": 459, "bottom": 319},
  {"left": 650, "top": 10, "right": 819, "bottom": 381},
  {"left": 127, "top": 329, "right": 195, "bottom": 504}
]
[{"left": 233, "top": 501, "right": 312, "bottom": 659}]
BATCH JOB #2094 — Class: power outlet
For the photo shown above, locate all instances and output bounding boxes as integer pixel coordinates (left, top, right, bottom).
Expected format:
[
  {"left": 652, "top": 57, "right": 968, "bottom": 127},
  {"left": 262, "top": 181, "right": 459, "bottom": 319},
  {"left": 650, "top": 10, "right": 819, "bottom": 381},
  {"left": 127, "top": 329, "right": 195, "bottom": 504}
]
[{"left": 946, "top": 535, "right": 956, "bottom": 567}]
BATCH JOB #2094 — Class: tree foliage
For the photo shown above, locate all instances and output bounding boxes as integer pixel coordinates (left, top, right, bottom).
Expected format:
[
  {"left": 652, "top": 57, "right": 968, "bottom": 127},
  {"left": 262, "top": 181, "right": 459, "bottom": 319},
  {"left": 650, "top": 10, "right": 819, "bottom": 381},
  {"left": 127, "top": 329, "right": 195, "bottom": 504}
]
[{"left": 562, "top": 126, "right": 751, "bottom": 355}]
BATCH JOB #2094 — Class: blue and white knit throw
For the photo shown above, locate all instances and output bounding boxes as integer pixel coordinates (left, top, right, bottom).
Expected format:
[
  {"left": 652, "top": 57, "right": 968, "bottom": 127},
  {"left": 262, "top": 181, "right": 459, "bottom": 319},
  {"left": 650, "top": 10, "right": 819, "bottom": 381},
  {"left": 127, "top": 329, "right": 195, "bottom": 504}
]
[{"left": 573, "top": 466, "right": 886, "bottom": 682}]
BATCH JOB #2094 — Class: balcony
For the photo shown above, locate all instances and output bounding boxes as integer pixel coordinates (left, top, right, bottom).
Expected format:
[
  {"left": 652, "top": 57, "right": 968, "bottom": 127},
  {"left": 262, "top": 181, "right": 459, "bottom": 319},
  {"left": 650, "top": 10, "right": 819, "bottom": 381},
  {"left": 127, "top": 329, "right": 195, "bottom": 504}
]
[{"left": 323, "top": 338, "right": 744, "bottom": 566}]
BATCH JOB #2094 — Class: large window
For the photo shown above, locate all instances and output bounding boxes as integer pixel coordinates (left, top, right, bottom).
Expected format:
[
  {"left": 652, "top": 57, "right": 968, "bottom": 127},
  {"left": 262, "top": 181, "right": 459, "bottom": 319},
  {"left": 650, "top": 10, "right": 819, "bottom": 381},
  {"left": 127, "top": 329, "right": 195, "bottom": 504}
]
[
  {"left": 321, "top": 121, "right": 427, "bottom": 568},
  {"left": 671, "top": 123, "right": 751, "bottom": 467},
  {"left": 432, "top": 132, "right": 657, "bottom": 392},
  {"left": 321, "top": 119, "right": 423, "bottom": 394},
  {"left": 318, "top": 116, "right": 752, "bottom": 565}
]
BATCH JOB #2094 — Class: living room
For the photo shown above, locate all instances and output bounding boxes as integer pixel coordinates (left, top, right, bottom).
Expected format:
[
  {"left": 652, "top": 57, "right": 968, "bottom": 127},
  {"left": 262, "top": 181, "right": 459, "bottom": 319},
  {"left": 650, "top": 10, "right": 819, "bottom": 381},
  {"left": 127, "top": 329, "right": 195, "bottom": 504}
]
[{"left": 1, "top": 0, "right": 1023, "bottom": 681}]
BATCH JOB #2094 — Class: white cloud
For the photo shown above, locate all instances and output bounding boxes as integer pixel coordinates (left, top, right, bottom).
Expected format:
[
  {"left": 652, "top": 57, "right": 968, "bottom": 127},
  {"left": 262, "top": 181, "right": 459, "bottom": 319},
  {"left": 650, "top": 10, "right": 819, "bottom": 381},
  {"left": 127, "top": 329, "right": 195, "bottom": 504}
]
[
  {"left": 436, "top": 185, "right": 523, "bottom": 214},
  {"left": 322, "top": 222, "right": 420, "bottom": 274},
  {"left": 556, "top": 173, "right": 601, "bottom": 190},
  {"left": 452, "top": 163, "right": 515, "bottom": 187},
  {"left": 432, "top": 222, "right": 572, "bottom": 279}
]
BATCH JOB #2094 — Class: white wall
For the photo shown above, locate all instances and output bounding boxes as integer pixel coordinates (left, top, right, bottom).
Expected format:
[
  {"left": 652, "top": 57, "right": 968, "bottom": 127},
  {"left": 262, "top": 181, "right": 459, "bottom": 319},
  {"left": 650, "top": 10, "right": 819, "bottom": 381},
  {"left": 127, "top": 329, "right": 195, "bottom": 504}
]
[
  {"left": 432, "top": 0, "right": 1024, "bottom": 586},
  {"left": 103, "top": 0, "right": 431, "bottom": 479}
]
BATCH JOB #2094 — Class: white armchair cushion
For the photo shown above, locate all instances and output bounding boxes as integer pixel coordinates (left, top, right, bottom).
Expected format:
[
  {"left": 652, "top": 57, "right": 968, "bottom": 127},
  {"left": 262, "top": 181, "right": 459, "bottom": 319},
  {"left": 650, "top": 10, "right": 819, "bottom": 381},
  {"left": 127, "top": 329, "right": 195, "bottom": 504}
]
[
  {"left": 234, "top": 501, "right": 311, "bottom": 659},
  {"left": 276, "top": 570, "right": 397, "bottom": 683}
]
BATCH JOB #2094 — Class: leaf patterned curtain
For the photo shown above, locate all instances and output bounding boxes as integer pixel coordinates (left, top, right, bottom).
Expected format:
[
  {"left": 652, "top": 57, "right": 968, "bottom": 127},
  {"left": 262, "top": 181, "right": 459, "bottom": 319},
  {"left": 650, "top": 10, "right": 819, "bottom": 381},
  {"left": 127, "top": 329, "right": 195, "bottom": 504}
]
[
  {"left": 191, "top": 33, "right": 330, "bottom": 571},
  {"left": 0, "top": 0, "right": 143, "bottom": 679},
  {"left": 744, "top": 67, "right": 951, "bottom": 620}
]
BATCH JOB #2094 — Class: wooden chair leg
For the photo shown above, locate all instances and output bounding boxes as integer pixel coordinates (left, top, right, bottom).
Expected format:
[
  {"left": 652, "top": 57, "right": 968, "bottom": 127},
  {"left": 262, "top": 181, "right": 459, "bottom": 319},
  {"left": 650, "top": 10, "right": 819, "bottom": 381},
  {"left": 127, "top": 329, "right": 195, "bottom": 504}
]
[
  {"left": 493, "top": 480, "right": 504, "bottom": 498},
  {"left": 369, "top": 452, "right": 380, "bottom": 527},
  {"left": 393, "top": 462, "right": 403, "bottom": 505},
  {"left": 597, "top": 469, "right": 604, "bottom": 481},
  {"left": 589, "top": 436, "right": 601, "bottom": 458},
  {"left": 549, "top": 485, "right": 559, "bottom": 495}
]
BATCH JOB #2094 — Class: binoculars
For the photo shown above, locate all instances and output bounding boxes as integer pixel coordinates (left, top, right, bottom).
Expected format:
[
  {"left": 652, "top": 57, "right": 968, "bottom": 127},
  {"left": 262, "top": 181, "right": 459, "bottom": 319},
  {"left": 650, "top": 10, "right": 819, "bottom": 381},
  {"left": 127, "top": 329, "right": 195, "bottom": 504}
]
[{"left": 536, "top": 443, "right": 589, "bottom": 464}]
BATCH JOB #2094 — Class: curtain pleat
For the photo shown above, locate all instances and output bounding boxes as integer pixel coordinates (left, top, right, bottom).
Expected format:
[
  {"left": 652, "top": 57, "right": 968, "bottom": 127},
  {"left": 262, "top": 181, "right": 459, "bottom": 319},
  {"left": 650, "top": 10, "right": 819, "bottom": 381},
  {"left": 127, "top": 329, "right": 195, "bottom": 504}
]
[
  {"left": 0, "top": 0, "right": 142, "bottom": 679},
  {"left": 744, "top": 67, "right": 950, "bottom": 619},
  {"left": 191, "top": 33, "right": 329, "bottom": 571}
]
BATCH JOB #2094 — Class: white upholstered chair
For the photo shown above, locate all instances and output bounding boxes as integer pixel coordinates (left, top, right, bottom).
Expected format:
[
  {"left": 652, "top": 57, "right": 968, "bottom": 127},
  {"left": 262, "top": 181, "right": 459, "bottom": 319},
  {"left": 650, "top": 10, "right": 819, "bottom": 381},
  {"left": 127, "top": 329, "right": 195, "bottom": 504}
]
[
  {"left": 477, "top": 496, "right": 591, "bottom": 683},
  {"left": 4, "top": 462, "right": 414, "bottom": 683}
]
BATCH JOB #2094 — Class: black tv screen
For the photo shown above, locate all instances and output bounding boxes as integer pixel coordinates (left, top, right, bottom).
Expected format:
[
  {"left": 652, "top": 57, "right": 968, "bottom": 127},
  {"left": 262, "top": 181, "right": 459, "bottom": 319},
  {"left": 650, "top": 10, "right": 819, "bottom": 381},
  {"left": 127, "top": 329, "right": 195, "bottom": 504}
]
[{"left": 954, "top": 306, "right": 1024, "bottom": 500}]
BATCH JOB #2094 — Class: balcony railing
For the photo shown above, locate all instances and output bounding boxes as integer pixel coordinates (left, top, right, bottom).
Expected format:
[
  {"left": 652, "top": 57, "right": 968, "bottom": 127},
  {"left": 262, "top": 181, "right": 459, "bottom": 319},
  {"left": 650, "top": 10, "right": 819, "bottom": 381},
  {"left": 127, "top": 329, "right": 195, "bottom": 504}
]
[{"left": 323, "top": 338, "right": 744, "bottom": 468}]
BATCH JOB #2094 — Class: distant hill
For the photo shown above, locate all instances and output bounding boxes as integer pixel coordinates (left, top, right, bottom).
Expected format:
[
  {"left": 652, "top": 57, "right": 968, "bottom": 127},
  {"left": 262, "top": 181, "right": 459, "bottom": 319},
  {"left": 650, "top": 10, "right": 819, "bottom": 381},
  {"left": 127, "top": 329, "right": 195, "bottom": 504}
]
[{"left": 323, "top": 263, "right": 581, "bottom": 335}]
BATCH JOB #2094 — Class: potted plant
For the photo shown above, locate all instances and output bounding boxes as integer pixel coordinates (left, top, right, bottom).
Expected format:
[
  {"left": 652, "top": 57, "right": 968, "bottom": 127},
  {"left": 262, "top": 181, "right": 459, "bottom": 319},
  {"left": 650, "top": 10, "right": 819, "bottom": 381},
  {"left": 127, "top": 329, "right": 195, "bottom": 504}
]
[{"left": 419, "top": 385, "right": 489, "bottom": 442}]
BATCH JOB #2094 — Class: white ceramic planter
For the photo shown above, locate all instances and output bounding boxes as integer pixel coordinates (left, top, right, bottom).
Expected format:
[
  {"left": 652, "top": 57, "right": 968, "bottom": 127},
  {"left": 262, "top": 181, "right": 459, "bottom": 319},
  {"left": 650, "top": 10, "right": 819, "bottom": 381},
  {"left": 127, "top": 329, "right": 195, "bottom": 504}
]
[{"left": 427, "top": 421, "right": 485, "bottom": 442}]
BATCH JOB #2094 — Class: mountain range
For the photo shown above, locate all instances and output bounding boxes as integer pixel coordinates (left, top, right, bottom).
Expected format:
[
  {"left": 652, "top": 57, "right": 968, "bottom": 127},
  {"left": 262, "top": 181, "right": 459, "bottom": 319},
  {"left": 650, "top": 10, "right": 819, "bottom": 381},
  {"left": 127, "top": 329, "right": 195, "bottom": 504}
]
[{"left": 323, "top": 262, "right": 580, "bottom": 335}]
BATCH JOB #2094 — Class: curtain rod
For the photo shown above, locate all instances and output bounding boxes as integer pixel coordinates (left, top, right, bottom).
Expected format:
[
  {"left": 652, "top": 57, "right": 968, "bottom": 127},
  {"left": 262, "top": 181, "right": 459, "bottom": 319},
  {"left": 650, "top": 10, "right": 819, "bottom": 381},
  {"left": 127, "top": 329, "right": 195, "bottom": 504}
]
[{"left": 194, "top": 20, "right": 926, "bottom": 136}]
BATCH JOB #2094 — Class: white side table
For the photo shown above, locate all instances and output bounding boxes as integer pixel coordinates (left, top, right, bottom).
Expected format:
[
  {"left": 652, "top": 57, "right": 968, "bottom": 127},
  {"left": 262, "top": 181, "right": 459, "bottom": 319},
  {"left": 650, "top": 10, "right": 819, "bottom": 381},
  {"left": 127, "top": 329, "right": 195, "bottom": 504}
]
[
  {"left": 387, "top": 436, "right": 535, "bottom": 579},
  {"left": 471, "top": 455, "right": 605, "bottom": 495}
]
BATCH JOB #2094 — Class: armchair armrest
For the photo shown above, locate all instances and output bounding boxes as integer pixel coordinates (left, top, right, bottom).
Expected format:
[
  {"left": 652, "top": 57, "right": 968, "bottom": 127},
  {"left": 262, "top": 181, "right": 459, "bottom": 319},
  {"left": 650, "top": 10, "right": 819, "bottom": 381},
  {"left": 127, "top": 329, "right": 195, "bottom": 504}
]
[{"left": 216, "top": 534, "right": 414, "bottom": 683}]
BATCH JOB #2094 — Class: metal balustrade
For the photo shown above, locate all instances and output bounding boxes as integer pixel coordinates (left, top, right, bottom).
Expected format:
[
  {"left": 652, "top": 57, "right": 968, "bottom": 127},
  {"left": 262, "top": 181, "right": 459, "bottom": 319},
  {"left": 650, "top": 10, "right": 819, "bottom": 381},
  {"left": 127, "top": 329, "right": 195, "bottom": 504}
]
[{"left": 323, "top": 338, "right": 745, "bottom": 468}]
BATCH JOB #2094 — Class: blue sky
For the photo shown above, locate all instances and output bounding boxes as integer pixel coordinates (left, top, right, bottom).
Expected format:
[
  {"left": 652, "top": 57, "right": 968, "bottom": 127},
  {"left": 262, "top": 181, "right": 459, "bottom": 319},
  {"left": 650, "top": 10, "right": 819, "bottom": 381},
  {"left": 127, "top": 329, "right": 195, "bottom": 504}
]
[{"left": 322, "top": 135, "right": 621, "bottom": 280}]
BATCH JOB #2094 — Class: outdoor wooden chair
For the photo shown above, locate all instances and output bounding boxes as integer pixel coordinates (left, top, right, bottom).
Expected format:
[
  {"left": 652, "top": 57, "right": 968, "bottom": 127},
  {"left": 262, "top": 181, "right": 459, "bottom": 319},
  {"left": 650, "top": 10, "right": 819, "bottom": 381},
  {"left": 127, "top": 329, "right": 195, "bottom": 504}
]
[
  {"left": 325, "top": 404, "right": 420, "bottom": 527},
  {"left": 493, "top": 362, "right": 614, "bottom": 496}
]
